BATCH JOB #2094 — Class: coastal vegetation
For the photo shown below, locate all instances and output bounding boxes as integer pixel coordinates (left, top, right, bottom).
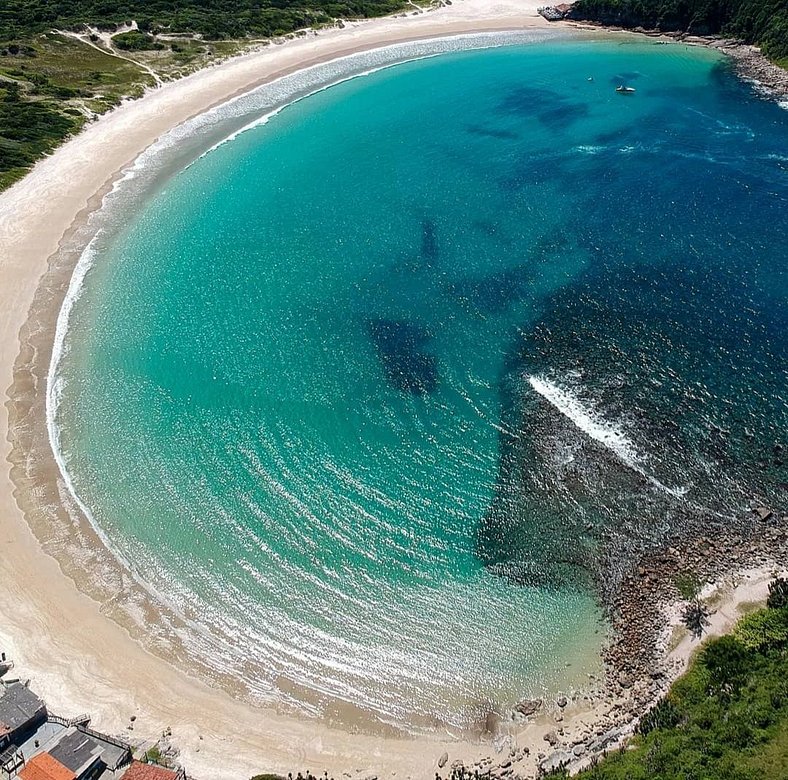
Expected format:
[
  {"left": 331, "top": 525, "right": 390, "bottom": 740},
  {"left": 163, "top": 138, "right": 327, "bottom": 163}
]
[
  {"left": 0, "top": 0, "right": 413, "bottom": 189},
  {"left": 567, "top": 579, "right": 788, "bottom": 780},
  {"left": 0, "top": 0, "right": 409, "bottom": 42},
  {"left": 570, "top": 0, "right": 788, "bottom": 65},
  {"left": 0, "top": 32, "right": 154, "bottom": 188}
]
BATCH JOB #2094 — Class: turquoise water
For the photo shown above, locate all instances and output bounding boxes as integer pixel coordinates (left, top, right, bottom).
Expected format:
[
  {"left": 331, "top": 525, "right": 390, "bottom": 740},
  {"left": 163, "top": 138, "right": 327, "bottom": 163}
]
[{"left": 54, "top": 37, "right": 788, "bottom": 731}]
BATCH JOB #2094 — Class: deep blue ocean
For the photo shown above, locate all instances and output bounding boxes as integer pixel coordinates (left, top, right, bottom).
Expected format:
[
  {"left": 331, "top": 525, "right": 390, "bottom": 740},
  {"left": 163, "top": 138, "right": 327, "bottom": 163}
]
[{"left": 52, "top": 35, "right": 787, "bottom": 732}]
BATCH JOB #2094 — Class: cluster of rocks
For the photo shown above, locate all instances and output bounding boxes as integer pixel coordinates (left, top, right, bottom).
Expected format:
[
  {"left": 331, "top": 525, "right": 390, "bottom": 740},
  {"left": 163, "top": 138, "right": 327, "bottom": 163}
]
[
  {"left": 150, "top": 728, "right": 182, "bottom": 769},
  {"left": 643, "top": 31, "right": 788, "bottom": 100},
  {"left": 603, "top": 506, "right": 788, "bottom": 695},
  {"left": 538, "top": 6, "right": 572, "bottom": 22},
  {"left": 697, "top": 39, "right": 788, "bottom": 100},
  {"left": 468, "top": 502, "right": 788, "bottom": 780}
]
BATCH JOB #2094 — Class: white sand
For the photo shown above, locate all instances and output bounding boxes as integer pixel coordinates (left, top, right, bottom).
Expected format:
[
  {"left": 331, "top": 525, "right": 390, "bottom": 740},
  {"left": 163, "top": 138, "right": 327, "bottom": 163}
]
[
  {"left": 0, "top": 3, "right": 580, "bottom": 778},
  {"left": 664, "top": 566, "right": 788, "bottom": 674}
]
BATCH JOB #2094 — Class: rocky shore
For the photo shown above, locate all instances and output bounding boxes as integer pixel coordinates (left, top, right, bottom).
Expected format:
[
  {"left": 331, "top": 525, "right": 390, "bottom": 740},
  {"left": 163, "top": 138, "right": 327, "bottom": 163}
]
[
  {"left": 566, "top": 21, "right": 788, "bottom": 102},
  {"left": 278, "top": 504, "right": 787, "bottom": 780},
  {"left": 439, "top": 503, "right": 788, "bottom": 780}
]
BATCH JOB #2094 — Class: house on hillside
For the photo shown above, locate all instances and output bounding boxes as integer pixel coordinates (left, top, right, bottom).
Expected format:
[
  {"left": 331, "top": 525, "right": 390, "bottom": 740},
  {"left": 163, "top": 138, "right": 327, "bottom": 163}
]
[
  {"left": 16, "top": 753, "right": 74, "bottom": 780},
  {"left": 16, "top": 726, "right": 131, "bottom": 780},
  {"left": 120, "top": 762, "right": 184, "bottom": 780}
]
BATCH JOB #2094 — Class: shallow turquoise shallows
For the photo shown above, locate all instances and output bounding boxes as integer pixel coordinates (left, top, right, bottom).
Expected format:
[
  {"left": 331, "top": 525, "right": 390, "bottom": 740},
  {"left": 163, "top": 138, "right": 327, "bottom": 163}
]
[{"left": 54, "top": 37, "right": 788, "bottom": 731}]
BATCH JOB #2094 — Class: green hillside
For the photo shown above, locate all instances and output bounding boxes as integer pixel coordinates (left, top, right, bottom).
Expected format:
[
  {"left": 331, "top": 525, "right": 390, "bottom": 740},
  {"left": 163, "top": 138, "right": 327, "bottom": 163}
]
[
  {"left": 570, "top": 581, "right": 788, "bottom": 780},
  {"left": 0, "top": 0, "right": 411, "bottom": 189},
  {"left": 0, "top": 0, "right": 407, "bottom": 42},
  {"left": 570, "top": 0, "right": 788, "bottom": 64}
]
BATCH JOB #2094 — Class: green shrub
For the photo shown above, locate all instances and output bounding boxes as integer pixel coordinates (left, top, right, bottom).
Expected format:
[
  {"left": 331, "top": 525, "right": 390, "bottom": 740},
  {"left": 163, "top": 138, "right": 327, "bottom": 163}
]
[
  {"left": 637, "top": 697, "right": 682, "bottom": 735},
  {"left": 674, "top": 572, "right": 702, "bottom": 600},
  {"left": 767, "top": 578, "right": 788, "bottom": 609},
  {"left": 112, "top": 31, "right": 162, "bottom": 51},
  {"left": 735, "top": 607, "right": 788, "bottom": 650},
  {"left": 577, "top": 585, "right": 788, "bottom": 780}
]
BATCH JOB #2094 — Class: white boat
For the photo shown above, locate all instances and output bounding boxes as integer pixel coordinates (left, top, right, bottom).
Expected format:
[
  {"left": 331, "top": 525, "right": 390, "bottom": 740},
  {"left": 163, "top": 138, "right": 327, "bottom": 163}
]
[{"left": 616, "top": 85, "right": 636, "bottom": 94}]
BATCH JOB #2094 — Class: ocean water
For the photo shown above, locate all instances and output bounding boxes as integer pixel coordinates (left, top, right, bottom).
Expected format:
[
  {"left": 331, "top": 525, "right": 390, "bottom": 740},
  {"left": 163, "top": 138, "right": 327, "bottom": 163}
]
[{"left": 52, "top": 36, "right": 788, "bottom": 731}]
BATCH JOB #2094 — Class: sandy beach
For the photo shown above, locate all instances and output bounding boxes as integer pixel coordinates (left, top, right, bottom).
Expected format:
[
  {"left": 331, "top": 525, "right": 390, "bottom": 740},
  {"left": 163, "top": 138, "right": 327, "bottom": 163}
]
[
  {"left": 0, "top": 3, "right": 578, "bottom": 778},
  {"left": 1, "top": 1, "right": 784, "bottom": 777}
]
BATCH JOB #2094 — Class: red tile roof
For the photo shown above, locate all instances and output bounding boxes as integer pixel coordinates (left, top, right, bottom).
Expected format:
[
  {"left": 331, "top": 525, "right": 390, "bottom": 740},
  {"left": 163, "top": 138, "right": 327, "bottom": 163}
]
[
  {"left": 19, "top": 753, "right": 76, "bottom": 780},
  {"left": 122, "top": 761, "right": 179, "bottom": 780}
]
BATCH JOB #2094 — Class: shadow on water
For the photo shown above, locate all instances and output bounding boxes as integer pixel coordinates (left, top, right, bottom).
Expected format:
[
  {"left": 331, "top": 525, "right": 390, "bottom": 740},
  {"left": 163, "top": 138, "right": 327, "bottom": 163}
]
[{"left": 609, "top": 71, "right": 643, "bottom": 86}]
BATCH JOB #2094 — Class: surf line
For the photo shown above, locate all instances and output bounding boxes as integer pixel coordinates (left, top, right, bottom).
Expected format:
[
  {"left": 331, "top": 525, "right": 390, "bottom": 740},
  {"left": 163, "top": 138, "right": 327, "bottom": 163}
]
[{"left": 526, "top": 374, "right": 688, "bottom": 500}]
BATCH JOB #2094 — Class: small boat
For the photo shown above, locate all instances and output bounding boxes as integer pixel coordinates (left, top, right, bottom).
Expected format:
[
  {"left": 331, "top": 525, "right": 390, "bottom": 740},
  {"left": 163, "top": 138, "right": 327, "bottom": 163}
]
[{"left": 616, "top": 85, "right": 636, "bottom": 94}]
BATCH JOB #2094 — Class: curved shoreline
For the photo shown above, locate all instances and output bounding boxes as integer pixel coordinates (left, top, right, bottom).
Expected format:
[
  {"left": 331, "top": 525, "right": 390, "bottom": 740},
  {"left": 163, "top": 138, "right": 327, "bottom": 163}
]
[
  {"left": 40, "top": 26, "right": 605, "bottom": 738},
  {"left": 0, "top": 4, "right": 609, "bottom": 777},
  {"left": 1, "top": 3, "right": 785, "bottom": 778}
]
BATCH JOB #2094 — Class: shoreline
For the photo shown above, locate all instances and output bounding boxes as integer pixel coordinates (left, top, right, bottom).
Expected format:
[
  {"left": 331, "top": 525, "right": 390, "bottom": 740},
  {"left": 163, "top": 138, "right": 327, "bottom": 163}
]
[
  {"left": 563, "top": 20, "right": 788, "bottom": 101},
  {"left": 0, "top": 4, "right": 607, "bottom": 778},
  {"left": 1, "top": 2, "right": 786, "bottom": 778}
]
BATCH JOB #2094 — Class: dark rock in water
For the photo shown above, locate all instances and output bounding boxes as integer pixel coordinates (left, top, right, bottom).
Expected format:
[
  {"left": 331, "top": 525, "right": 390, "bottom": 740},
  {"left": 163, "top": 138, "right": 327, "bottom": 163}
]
[
  {"left": 366, "top": 319, "right": 438, "bottom": 394},
  {"left": 514, "top": 698, "right": 542, "bottom": 717},
  {"left": 421, "top": 218, "right": 438, "bottom": 261},
  {"left": 484, "top": 710, "right": 502, "bottom": 735}
]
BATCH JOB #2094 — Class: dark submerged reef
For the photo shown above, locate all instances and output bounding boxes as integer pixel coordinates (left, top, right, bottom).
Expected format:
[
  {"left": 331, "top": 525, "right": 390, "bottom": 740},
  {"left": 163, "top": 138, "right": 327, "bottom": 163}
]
[
  {"left": 366, "top": 319, "right": 438, "bottom": 394},
  {"left": 476, "top": 255, "right": 788, "bottom": 601}
]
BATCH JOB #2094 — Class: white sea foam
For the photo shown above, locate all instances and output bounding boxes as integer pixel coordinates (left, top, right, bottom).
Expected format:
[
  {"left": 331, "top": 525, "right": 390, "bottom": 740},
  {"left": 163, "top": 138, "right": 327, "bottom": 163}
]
[
  {"left": 193, "top": 53, "right": 445, "bottom": 161},
  {"left": 527, "top": 375, "right": 688, "bottom": 499},
  {"left": 528, "top": 375, "right": 642, "bottom": 468}
]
